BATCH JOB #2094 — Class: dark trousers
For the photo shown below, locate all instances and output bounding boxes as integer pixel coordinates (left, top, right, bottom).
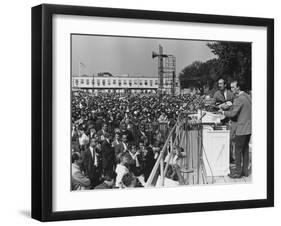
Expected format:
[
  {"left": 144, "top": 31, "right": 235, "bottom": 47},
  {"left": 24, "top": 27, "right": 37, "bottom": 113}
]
[
  {"left": 89, "top": 167, "right": 101, "bottom": 188},
  {"left": 234, "top": 134, "right": 251, "bottom": 176},
  {"left": 103, "top": 165, "right": 114, "bottom": 177}
]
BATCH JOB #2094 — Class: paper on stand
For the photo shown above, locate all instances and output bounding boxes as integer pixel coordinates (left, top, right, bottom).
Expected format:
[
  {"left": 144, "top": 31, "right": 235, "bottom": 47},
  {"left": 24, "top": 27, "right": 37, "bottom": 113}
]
[{"left": 201, "top": 111, "right": 223, "bottom": 124}]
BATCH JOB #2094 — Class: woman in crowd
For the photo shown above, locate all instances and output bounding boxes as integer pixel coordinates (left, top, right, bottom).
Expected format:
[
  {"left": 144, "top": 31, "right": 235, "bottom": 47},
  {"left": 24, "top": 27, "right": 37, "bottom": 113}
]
[{"left": 115, "top": 153, "right": 130, "bottom": 188}]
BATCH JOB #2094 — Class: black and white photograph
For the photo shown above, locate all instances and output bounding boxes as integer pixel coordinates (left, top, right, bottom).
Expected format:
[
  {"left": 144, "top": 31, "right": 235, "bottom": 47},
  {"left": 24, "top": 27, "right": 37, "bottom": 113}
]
[
  {"left": 29, "top": 3, "right": 274, "bottom": 222},
  {"left": 71, "top": 34, "right": 252, "bottom": 191}
]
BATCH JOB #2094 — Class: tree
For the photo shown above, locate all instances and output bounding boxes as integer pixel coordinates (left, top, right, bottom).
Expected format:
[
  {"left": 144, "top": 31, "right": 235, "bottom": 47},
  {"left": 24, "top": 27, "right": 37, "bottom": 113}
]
[
  {"left": 207, "top": 42, "right": 251, "bottom": 90},
  {"left": 179, "top": 61, "right": 204, "bottom": 88},
  {"left": 179, "top": 41, "right": 251, "bottom": 92},
  {"left": 179, "top": 59, "right": 219, "bottom": 90}
]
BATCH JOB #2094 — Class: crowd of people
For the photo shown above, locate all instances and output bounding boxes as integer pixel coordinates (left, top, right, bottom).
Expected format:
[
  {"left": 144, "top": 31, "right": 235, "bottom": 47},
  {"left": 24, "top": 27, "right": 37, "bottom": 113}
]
[
  {"left": 71, "top": 77, "right": 252, "bottom": 190},
  {"left": 71, "top": 91, "right": 204, "bottom": 190}
]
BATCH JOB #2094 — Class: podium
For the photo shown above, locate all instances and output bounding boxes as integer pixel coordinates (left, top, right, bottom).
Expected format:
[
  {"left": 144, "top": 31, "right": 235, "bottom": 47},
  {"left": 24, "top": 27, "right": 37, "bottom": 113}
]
[
  {"left": 202, "top": 126, "right": 230, "bottom": 176},
  {"left": 146, "top": 110, "right": 231, "bottom": 187}
]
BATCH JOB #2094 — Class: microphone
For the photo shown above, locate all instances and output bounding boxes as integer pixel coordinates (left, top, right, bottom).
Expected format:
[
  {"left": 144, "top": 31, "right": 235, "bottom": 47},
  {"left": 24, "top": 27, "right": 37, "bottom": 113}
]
[{"left": 199, "top": 112, "right": 206, "bottom": 121}]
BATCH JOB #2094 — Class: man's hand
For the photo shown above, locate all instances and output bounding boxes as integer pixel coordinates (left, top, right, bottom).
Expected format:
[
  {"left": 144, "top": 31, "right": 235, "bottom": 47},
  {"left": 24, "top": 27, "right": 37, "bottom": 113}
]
[
  {"left": 218, "top": 109, "right": 224, "bottom": 114},
  {"left": 218, "top": 109, "right": 226, "bottom": 120}
]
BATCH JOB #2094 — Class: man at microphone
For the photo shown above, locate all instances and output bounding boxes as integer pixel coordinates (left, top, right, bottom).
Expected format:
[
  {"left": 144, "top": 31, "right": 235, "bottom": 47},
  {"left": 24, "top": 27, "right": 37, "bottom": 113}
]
[
  {"left": 214, "top": 78, "right": 236, "bottom": 163},
  {"left": 213, "top": 78, "right": 235, "bottom": 106},
  {"left": 219, "top": 80, "right": 251, "bottom": 178}
]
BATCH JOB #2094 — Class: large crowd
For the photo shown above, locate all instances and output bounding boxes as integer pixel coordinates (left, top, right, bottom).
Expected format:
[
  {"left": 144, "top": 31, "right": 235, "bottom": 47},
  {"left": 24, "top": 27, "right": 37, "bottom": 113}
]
[
  {"left": 71, "top": 77, "right": 252, "bottom": 190},
  {"left": 71, "top": 91, "right": 205, "bottom": 190}
]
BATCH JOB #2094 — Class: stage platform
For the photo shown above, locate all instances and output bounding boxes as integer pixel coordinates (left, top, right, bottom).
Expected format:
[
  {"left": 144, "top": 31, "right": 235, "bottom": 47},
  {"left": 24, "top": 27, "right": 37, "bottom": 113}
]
[{"left": 206, "top": 164, "right": 252, "bottom": 184}]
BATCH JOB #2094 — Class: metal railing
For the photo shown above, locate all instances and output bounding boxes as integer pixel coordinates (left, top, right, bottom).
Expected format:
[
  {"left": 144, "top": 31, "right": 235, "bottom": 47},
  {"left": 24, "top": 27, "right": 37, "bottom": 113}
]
[
  {"left": 145, "top": 123, "right": 178, "bottom": 187},
  {"left": 145, "top": 114, "right": 211, "bottom": 187}
]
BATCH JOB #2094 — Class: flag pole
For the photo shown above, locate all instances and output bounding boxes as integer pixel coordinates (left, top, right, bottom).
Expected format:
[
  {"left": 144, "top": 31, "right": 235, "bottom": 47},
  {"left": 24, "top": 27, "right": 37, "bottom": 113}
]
[{"left": 79, "top": 62, "right": 81, "bottom": 77}]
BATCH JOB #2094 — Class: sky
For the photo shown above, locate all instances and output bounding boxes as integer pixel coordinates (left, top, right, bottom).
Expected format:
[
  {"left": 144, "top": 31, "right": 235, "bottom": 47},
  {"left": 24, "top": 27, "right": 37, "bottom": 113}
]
[{"left": 71, "top": 34, "right": 217, "bottom": 77}]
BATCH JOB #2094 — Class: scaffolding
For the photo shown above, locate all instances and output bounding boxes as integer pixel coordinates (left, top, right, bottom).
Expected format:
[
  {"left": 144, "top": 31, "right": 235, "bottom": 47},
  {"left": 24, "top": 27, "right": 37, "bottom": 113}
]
[{"left": 152, "top": 45, "right": 176, "bottom": 96}]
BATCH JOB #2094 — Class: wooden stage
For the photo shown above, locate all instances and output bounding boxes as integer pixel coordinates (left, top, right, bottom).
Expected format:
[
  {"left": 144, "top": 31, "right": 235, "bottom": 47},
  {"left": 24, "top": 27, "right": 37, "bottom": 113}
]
[
  {"left": 206, "top": 174, "right": 252, "bottom": 184},
  {"left": 154, "top": 164, "right": 252, "bottom": 187}
]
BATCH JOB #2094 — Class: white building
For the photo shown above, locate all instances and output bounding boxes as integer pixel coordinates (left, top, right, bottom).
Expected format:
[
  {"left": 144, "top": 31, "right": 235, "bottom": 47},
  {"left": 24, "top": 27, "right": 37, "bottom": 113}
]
[{"left": 72, "top": 74, "right": 180, "bottom": 94}]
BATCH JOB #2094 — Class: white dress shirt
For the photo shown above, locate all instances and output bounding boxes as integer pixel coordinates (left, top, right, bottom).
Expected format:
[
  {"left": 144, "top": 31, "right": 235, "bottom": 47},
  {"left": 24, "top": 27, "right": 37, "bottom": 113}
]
[{"left": 89, "top": 146, "right": 98, "bottom": 166}]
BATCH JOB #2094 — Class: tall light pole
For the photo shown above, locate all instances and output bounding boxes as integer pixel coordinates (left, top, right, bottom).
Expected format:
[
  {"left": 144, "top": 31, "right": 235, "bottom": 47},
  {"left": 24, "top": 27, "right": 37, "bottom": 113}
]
[
  {"left": 152, "top": 45, "right": 176, "bottom": 97},
  {"left": 164, "top": 55, "right": 176, "bottom": 96},
  {"left": 152, "top": 45, "right": 166, "bottom": 96}
]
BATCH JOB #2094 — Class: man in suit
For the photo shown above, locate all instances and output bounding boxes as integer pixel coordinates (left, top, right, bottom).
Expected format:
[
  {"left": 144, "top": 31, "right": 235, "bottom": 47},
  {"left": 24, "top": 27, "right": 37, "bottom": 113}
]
[
  {"left": 213, "top": 78, "right": 235, "bottom": 105},
  {"left": 125, "top": 143, "right": 142, "bottom": 177},
  {"left": 84, "top": 139, "right": 101, "bottom": 188},
  {"left": 214, "top": 78, "right": 236, "bottom": 162},
  {"left": 220, "top": 80, "right": 251, "bottom": 178},
  {"left": 101, "top": 133, "right": 115, "bottom": 176}
]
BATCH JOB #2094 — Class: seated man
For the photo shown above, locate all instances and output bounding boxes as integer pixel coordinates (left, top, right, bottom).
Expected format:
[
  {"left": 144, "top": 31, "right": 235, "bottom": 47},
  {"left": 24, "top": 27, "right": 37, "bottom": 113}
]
[{"left": 71, "top": 152, "right": 91, "bottom": 190}]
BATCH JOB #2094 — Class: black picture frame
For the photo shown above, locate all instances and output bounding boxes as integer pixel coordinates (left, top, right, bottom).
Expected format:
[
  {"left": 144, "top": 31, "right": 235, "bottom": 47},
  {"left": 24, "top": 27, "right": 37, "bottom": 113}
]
[{"left": 32, "top": 3, "right": 274, "bottom": 222}]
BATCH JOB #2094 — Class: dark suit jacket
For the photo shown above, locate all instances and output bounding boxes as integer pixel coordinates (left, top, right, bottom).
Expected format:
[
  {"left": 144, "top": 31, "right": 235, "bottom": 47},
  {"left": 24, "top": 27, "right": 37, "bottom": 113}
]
[
  {"left": 224, "top": 92, "right": 251, "bottom": 135},
  {"left": 114, "top": 142, "right": 127, "bottom": 156},
  {"left": 213, "top": 89, "right": 234, "bottom": 104},
  {"left": 84, "top": 147, "right": 98, "bottom": 180},
  {"left": 140, "top": 147, "right": 155, "bottom": 181},
  {"left": 101, "top": 140, "right": 115, "bottom": 170}
]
